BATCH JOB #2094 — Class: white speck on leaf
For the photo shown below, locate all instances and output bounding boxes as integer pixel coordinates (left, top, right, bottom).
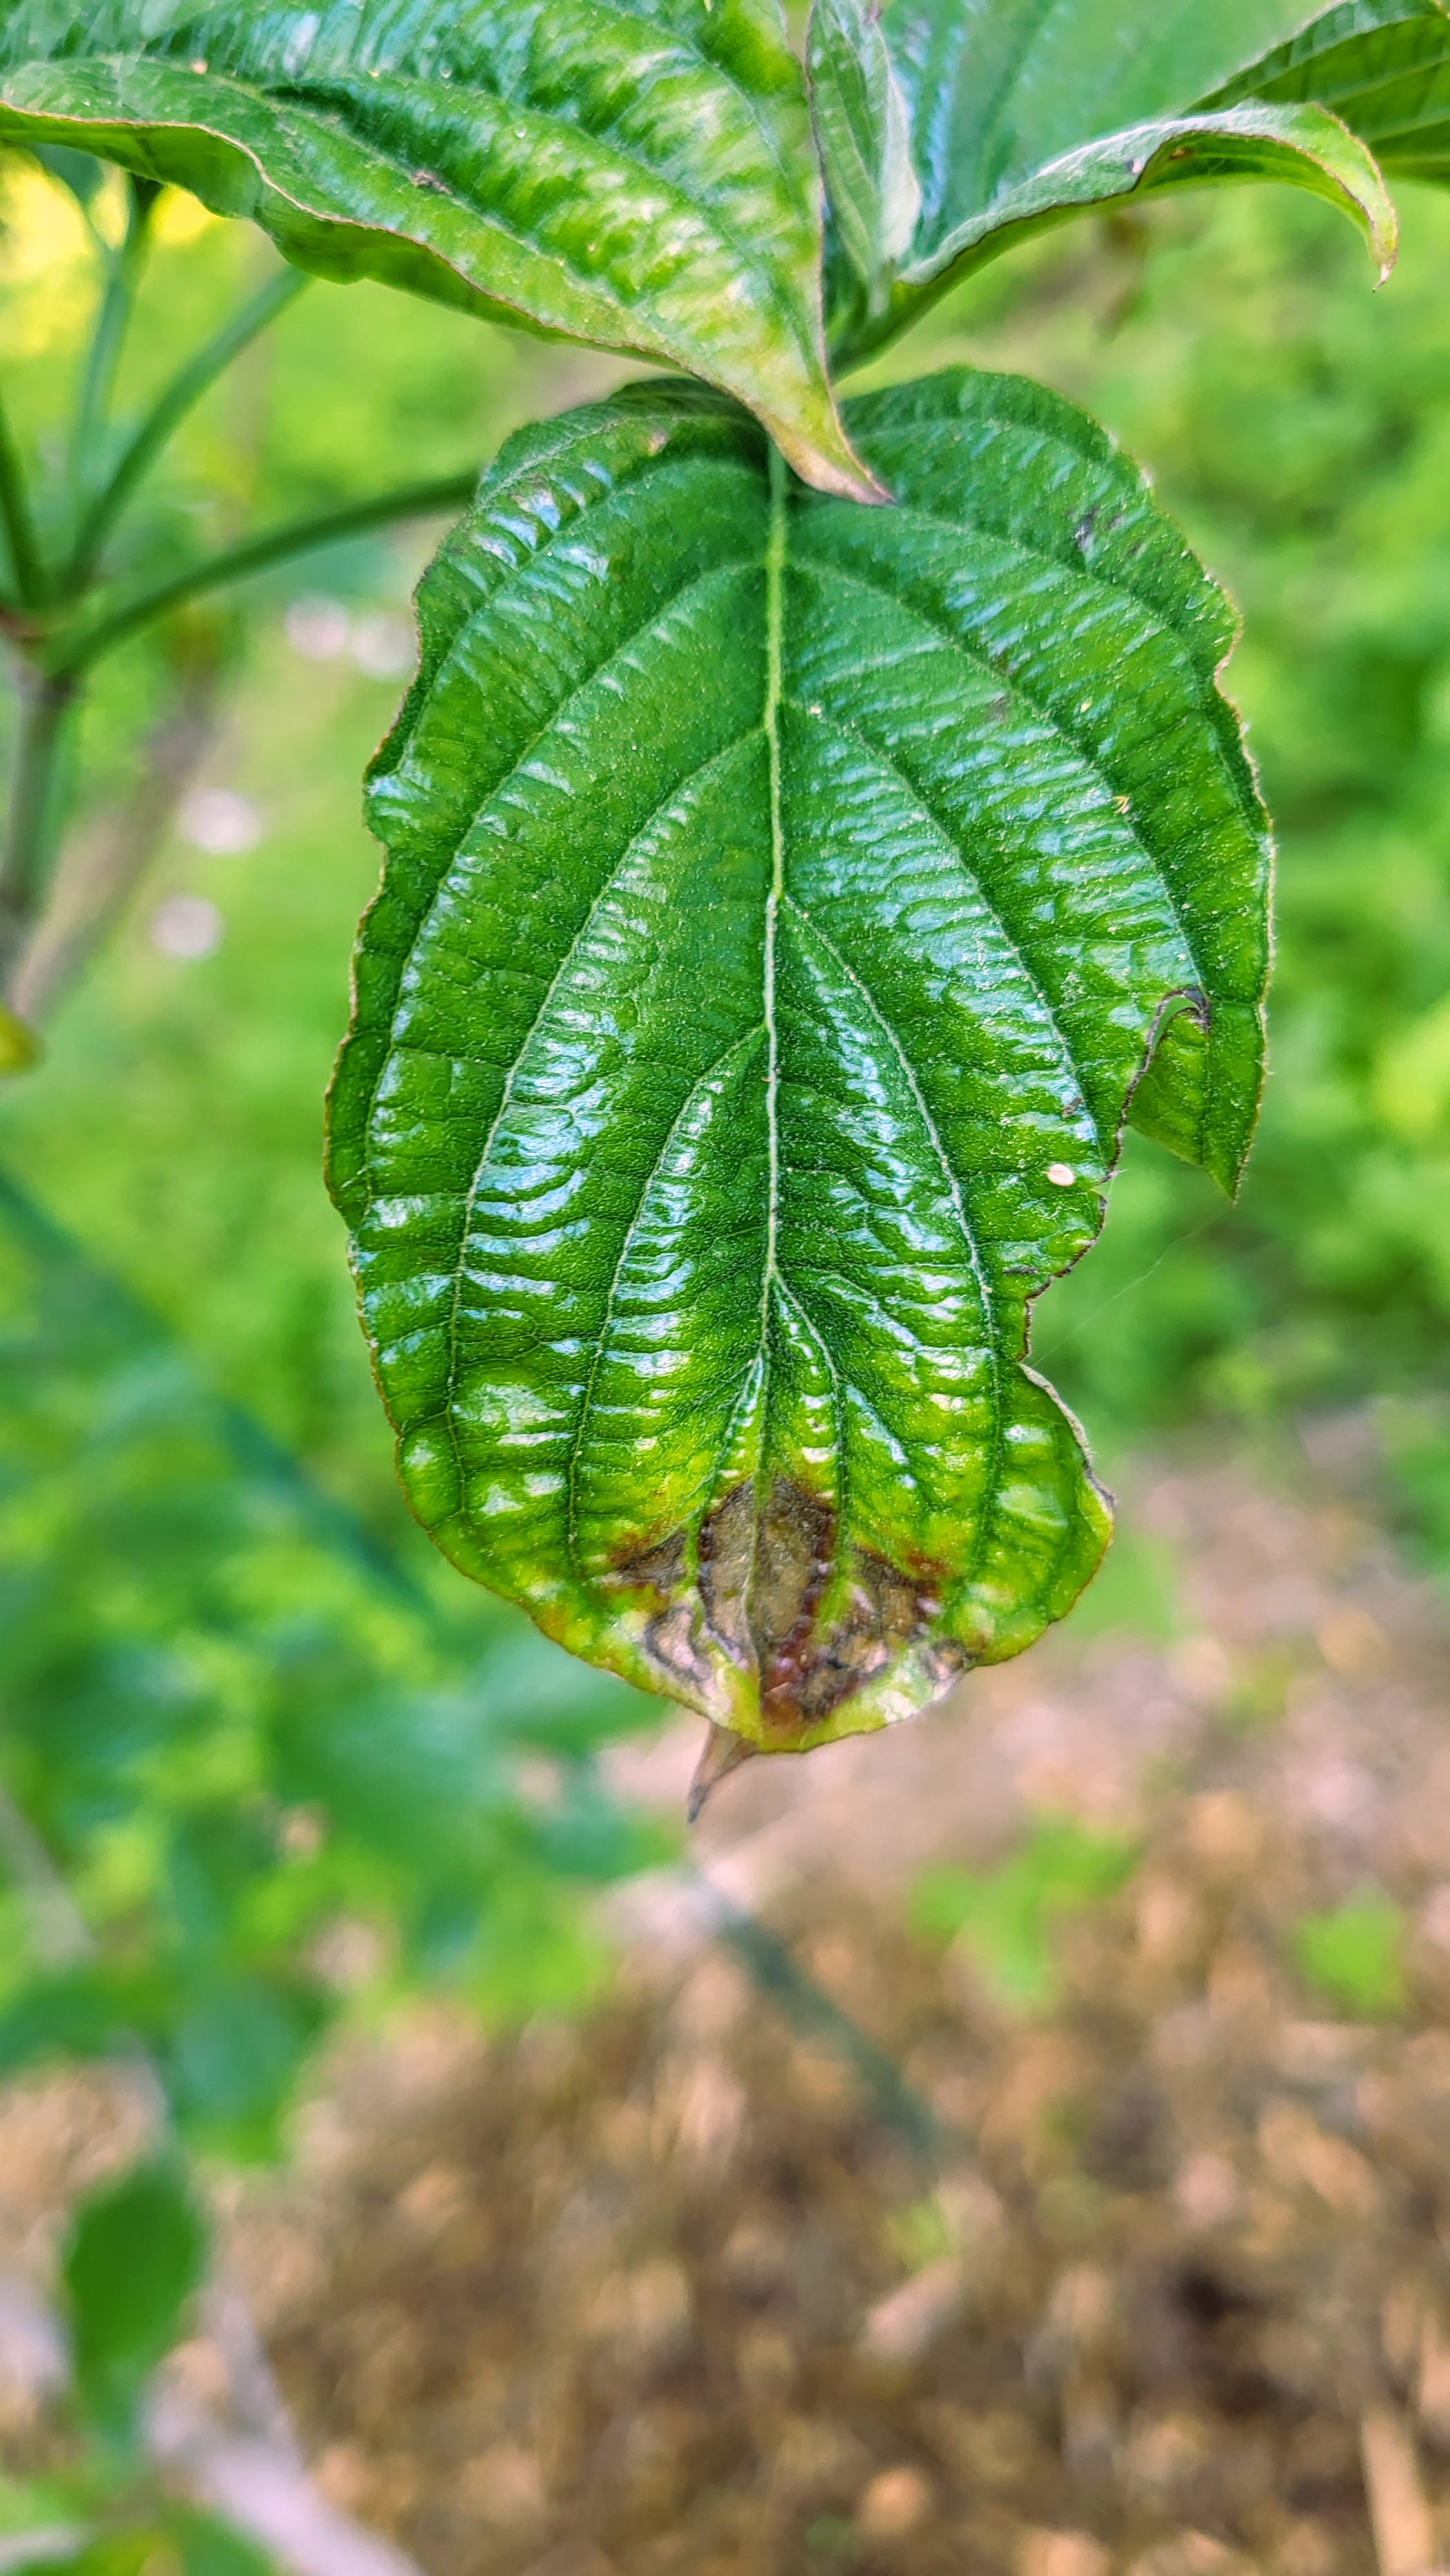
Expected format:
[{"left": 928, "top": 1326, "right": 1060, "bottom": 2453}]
[{"left": 1046, "top": 1162, "right": 1075, "bottom": 1188}]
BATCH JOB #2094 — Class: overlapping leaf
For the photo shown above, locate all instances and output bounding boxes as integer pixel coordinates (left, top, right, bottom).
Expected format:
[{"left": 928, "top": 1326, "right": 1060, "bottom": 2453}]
[
  {"left": 1206, "top": 0, "right": 1450, "bottom": 182},
  {"left": 0, "top": 0, "right": 871, "bottom": 500},
  {"left": 820, "top": 0, "right": 1398, "bottom": 360},
  {"left": 330, "top": 371, "right": 1271, "bottom": 1754}
]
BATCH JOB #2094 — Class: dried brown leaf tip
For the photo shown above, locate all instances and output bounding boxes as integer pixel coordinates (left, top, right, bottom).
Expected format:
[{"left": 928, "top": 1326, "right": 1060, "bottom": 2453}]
[{"left": 613, "top": 1476, "right": 958, "bottom": 1769}]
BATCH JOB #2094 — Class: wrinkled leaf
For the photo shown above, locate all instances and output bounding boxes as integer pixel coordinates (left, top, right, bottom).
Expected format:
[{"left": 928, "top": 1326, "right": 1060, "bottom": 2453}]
[
  {"left": 1205, "top": 0, "right": 1450, "bottom": 182},
  {"left": 809, "top": 0, "right": 922, "bottom": 320},
  {"left": 0, "top": 1, "right": 872, "bottom": 502},
  {"left": 330, "top": 372, "right": 1270, "bottom": 1755},
  {"left": 834, "top": 0, "right": 1397, "bottom": 359},
  {"left": 63, "top": 2158, "right": 207, "bottom": 2444}
]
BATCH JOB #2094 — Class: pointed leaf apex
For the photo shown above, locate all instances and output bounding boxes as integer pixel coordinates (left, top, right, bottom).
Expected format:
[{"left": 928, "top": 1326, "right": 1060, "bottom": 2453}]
[{"left": 768, "top": 404, "right": 892, "bottom": 504}]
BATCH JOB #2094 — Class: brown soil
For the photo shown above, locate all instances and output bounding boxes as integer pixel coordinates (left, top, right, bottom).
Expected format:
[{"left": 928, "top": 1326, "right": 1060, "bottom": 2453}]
[{"left": 8, "top": 1441, "right": 1450, "bottom": 2576}]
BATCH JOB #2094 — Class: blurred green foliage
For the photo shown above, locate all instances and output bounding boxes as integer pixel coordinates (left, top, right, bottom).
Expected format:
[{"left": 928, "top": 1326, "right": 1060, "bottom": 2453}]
[
  {"left": 1290, "top": 1884, "right": 1407, "bottom": 2017},
  {"left": 0, "top": 1166, "right": 670, "bottom": 2157},
  {"left": 911, "top": 1816, "right": 1139, "bottom": 2013}
]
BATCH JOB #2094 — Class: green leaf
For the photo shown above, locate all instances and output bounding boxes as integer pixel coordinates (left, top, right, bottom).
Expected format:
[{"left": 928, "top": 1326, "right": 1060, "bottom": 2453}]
[
  {"left": 329, "top": 371, "right": 1270, "bottom": 1754},
  {"left": 0, "top": 1, "right": 873, "bottom": 503},
  {"left": 63, "top": 2158, "right": 208, "bottom": 2445},
  {"left": 834, "top": 1, "right": 1398, "bottom": 360},
  {"left": 1291, "top": 1885, "right": 1406, "bottom": 2016},
  {"left": 1204, "top": 0, "right": 1450, "bottom": 184},
  {"left": 808, "top": 0, "right": 922, "bottom": 320}
]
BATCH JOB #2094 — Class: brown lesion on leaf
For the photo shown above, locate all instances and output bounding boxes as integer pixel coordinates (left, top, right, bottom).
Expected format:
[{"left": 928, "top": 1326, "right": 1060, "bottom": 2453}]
[{"left": 610, "top": 1475, "right": 957, "bottom": 1742}]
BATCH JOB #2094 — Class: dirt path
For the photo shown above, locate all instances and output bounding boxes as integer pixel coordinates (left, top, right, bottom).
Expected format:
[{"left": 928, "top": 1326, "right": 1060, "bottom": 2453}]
[{"left": 6, "top": 1443, "right": 1450, "bottom": 2576}]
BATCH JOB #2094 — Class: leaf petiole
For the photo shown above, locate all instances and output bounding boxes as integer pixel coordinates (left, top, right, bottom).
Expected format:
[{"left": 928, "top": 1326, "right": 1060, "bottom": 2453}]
[
  {"left": 0, "top": 668, "right": 77, "bottom": 976},
  {"left": 64, "top": 265, "right": 311, "bottom": 592},
  {"left": 66, "top": 173, "right": 158, "bottom": 521},
  {"left": 46, "top": 470, "right": 479, "bottom": 678},
  {"left": 0, "top": 383, "right": 44, "bottom": 611}
]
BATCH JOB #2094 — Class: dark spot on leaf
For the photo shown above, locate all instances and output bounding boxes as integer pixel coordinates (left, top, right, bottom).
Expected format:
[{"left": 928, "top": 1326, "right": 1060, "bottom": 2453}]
[
  {"left": 613, "top": 1530, "right": 686, "bottom": 1598},
  {"left": 612, "top": 1480, "right": 952, "bottom": 1737},
  {"left": 1074, "top": 507, "right": 1098, "bottom": 551}
]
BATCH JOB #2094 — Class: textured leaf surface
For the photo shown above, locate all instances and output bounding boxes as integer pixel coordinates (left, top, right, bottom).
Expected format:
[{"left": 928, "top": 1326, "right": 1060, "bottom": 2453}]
[
  {"left": 329, "top": 373, "right": 1272, "bottom": 1754},
  {"left": 0, "top": 0, "right": 869, "bottom": 501},
  {"left": 832, "top": 0, "right": 1397, "bottom": 358},
  {"left": 1206, "top": 0, "right": 1450, "bottom": 182}
]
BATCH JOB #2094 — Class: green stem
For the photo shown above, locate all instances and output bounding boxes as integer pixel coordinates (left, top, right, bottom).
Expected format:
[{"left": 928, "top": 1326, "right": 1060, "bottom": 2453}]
[
  {"left": 0, "top": 387, "right": 44, "bottom": 612},
  {"left": 48, "top": 469, "right": 478, "bottom": 679},
  {"left": 0, "top": 667, "right": 77, "bottom": 975},
  {"left": 66, "top": 176, "right": 156, "bottom": 521},
  {"left": 66, "top": 266, "right": 310, "bottom": 592}
]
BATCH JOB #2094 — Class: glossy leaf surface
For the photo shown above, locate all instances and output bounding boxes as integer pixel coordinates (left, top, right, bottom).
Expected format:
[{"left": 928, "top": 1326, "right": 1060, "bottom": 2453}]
[
  {"left": 0, "top": 0, "right": 870, "bottom": 501},
  {"left": 1206, "top": 0, "right": 1450, "bottom": 182},
  {"left": 831, "top": 0, "right": 1397, "bottom": 359},
  {"left": 330, "top": 372, "right": 1270, "bottom": 1754}
]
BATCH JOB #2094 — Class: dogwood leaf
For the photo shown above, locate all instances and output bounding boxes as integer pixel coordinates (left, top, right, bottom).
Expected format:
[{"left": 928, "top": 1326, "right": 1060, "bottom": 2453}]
[
  {"left": 829, "top": 0, "right": 1397, "bottom": 361},
  {"left": 0, "top": 0, "right": 873, "bottom": 501},
  {"left": 329, "top": 371, "right": 1270, "bottom": 1755}
]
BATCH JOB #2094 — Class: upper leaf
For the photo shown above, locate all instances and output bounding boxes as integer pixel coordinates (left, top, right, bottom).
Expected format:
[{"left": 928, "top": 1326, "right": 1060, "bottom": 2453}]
[
  {"left": 328, "top": 370, "right": 1270, "bottom": 1755},
  {"left": 824, "top": 0, "right": 1398, "bottom": 360},
  {"left": 1204, "top": 0, "right": 1450, "bottom": 182},
  {"left": 0, "top": 0, "right": 873, "bottom": 502}
]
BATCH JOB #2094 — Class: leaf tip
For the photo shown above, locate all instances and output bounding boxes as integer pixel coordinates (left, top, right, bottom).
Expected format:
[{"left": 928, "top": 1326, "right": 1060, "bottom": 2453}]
[
  {"left": 687, "top": 1723, "right": 758, "bottom": 1823},
  {"left": 768, "top": 412, "right": 893, "bottom": 506}
]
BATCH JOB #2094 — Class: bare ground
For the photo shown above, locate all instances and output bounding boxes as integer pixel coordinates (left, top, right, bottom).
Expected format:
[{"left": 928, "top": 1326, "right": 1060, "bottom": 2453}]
[{"left": 6, "top": 1436, "right": 1450, "bottom": 2576}]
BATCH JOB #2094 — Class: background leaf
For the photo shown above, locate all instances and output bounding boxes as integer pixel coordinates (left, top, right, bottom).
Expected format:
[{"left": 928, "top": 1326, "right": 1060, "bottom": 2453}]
[
  {"left": 62, "top": 2158, "right": 208, "bottom": 2445},
  {"left": 0, "top": 1, "right": 872, "bottom": 500},
  {"left": 836, "top": 1, "right": 1398, "bottom": 359},
  {"left": 330, "top": 370, "right": 1272, "bottom": 1752}
]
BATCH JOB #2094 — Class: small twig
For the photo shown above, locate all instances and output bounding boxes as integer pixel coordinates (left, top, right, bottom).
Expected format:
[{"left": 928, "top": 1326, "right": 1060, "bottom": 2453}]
[
  {"left": 0, "top": 386, "right": 44, "bottom": 611},
  {"left": 66, "top": 176, "right": 156, "bottom": 522},
  {"left": 0, "top": 667, "right": 78, "bottom": 976},
  {"left": 48, "top": 470, "right": 478, "bottom": 679},
  {"left": 8, "top": 661, "right": 221, "bottom": 1021},
  {"left": 1361, "top": 2403, "right": 1436, "bottom": 2576},
  {"left": 149, "top": 2394, "right": 428, "bottom": 2576},
  {"left": 688, "top": 1864, "right": 953, "bottom": 2162},
  {"left": 66, "top": 266, "right": 310, "bottom": 592},
  {"left": 203, "top": 2278, "right": 305, "bottom": 2467}
]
